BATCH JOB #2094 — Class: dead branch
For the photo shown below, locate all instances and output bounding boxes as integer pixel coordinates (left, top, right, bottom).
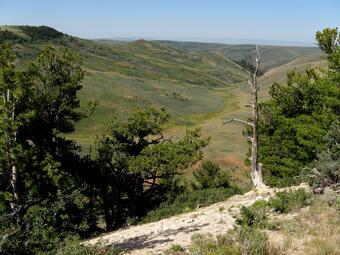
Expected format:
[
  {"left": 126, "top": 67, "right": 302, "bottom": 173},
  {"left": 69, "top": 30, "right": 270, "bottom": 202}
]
[{"left": 223, "top": 118, "right": 254, "bottom": 127}]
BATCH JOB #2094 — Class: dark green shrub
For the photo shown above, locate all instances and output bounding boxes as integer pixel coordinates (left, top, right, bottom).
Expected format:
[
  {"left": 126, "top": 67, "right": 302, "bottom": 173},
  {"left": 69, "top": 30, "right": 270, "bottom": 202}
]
[
  {"left": 0, "top": 30, "right": 26, "bottom": 43},
  {"left": 268, "top": 188, "right": 312, "bottom": 214},
  {"left": 0, "top": 205, "right": 62, "bottom": 255},
  {"left": 256, "top": 28, "right": 340, "bottom": 187},
  {"left": 302, "top": 123, "right": 340, "bottom": 192},
  {"left": 18, "top": 25, "right": 64, "bottom": 41},
  {"left": 236, "top": 200, "right": 271, "bottom": 229},
  {"left": 53, "top": 236, "right": 96, "bottom": 255},
  {"left": 192, "top": 161, "right": 231, "bottom": 190},
  {"left": 0, "top": 227, "right": 26, "bottom": 255},
  {"left": 49, "top": 235, "right": 122, "bottom": 255},
  {"left": 23, "top": 206, "right": 61, "bottom": 254},
  {"left": 0, "top": 191, "right": 11, "bottom": 214}
]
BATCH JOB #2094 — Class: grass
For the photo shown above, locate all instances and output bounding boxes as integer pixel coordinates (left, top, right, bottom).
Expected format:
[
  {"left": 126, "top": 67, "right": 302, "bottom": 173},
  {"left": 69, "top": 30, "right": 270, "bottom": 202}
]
[
  {"left": 74, "top": 75, "right": 227, "bottom": 137},
  {"left": 166, "top": 244, "right": 185, "bottom": 254},
  {"left": 188, "top": 233, "right": 241, "bottom": 255},
  {"left": 186, "top": 227, "right": 279, "bottom": 255},
  {"left": 2, "top": 25, "right": 326, "bottom": 185},
  {"left": 158, "top": 192, "right": 339, "bottom": 254},
  {"left": 258, "top": 54, "right": 327, "bottom": 99},
  {"left": 269, "top": 196, "right": 340, "bottom": 254},
  {"left": 177, "top": 189, "right": 336, "bottom": 255},
  {"left": 157, "top": 40, "right": 322, "bottom": 72}
]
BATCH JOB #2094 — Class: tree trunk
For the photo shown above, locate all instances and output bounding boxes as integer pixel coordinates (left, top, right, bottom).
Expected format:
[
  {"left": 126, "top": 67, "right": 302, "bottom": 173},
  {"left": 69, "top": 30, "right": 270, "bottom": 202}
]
[
  {"left": 250, "top": 46, "right": 265, "bottom": 189},
  {"left": 10, "top": 163, "right": 21, "bottom": 224},
  {"left": 101, "top": 187, "right": 113, "bottom": 231},
  {"left": 4, "top": 89, "right": 21, "bottom": 223},
  {"left": 88, "top": 184, "right": 97, "bottom": 231},
  {"left": 223, "top": 48, "right": 269, "bottom": 188}
]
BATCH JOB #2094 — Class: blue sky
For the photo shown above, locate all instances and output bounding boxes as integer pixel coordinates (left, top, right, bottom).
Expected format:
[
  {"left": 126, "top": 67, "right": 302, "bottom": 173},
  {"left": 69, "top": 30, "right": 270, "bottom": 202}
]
[{"left": 1, "top": 0, "right": 339, "bottom": 44}]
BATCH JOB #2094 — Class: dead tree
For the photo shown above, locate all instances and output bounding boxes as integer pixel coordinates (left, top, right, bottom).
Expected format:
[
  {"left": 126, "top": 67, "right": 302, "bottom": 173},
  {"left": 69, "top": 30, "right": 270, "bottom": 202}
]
[
  {"left": 224, "top": 46, "right": 265, "bottom": 188},
  {"left": 2, "top": 87, "right": 21, "bottom": 224}
]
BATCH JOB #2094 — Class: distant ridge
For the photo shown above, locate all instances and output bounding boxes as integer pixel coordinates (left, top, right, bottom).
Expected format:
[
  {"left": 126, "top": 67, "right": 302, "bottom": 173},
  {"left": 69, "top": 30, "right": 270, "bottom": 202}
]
[
  {"left": 99, "top": 37, "right": 316, "bottom": 47},
  {"left": 0, "top": 25, "right": 323, "bottom": 146}
]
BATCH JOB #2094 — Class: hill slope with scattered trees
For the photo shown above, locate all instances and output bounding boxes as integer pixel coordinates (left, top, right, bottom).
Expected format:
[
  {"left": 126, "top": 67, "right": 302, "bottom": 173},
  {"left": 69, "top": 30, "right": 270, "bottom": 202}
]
[{"left": 0, "top": 26, "right": 338, "bottom": 254}]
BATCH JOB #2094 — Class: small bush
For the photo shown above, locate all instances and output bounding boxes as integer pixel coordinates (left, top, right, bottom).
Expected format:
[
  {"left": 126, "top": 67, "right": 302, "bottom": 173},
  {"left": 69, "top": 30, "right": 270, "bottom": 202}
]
[
  {"left": 164, "top": 244, "right": 186, "bottom": 255},
  {"left": 237, "top": 226, "right": 278, "bottom": 255},
  {"left": 53, "top": 236, "right": 122, "bottom": 255},
  {"left": 321, "top": 187, "right": 338, "bottom": 205},
  {"left": 169, "top": 244, "right": 184, "bottom": 252},
  {"left": 235, "top": 200, "right": 278, "bottom": 230},
  {"left": 192, "top": 161, "right": 231, "bottom": 190},
  {"left": 268, "top": 188, "right": 312, "bottom": 214},
  {"left": 106, "top": 246, "right": 123, "bottom": 255},
  {"left": 53, "top": 236, "right": 96, "bottom": 255},
  {"left": 236, "top": 205, "right": 268, "bottom": 228},
  {"left": 189, "top": 233, "right": 240, "bottom": 255}
]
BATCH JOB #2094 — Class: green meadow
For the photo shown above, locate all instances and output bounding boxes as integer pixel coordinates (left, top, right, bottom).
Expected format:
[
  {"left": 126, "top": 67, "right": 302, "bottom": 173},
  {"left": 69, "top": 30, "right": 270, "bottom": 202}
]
[{"left": 0, "top": 25, "right": 324, "bottom": 183}]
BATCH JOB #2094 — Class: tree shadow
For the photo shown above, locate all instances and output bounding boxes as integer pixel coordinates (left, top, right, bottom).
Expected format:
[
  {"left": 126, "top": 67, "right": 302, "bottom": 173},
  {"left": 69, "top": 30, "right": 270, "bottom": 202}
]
[{"left": 108, "top": 222, "right": 209, "bottom": 251}]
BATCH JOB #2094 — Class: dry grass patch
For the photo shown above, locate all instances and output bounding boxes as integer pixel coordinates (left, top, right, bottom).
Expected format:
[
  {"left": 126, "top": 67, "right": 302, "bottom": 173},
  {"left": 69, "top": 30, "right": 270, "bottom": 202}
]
[{"left": 269, "top": 198, "right": 340, "bottom": 255}]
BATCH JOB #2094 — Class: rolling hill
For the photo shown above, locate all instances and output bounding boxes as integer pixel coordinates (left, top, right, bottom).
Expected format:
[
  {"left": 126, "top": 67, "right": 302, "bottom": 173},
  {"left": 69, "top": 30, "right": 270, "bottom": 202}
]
[
  {"left": 156, "top": 40, "right": 322, "bottom": 72},
  {"left": 0, "top": 25, "right": 326, "bottom": 184},
  {"left": 0, "top": 25, "right": 248, "bottom": 136}
]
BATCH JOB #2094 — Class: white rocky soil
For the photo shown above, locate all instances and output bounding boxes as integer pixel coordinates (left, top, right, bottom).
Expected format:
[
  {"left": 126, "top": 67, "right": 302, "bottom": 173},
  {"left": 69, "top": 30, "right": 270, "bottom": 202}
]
[{"left": 85, "top": 184, "right": 308, "bottom": 254}]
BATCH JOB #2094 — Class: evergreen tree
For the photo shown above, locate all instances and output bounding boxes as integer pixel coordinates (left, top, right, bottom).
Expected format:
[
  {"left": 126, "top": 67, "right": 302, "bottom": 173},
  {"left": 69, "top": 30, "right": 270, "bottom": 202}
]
[
  {"left": 257, "top": 28, "right": 340, "bottom": 186},
  {"left": 93, "top": 108, "right": 208, "bottom": 229},
  {"left": 0, "top": 43, "right": 34, "bottom": 225}
]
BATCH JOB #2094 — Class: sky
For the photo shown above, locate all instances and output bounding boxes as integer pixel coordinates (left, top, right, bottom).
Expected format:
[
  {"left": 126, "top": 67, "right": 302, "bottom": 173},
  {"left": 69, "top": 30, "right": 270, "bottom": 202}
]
[{"left": 1, "top": 0, "right": 340, "bottom": 45}]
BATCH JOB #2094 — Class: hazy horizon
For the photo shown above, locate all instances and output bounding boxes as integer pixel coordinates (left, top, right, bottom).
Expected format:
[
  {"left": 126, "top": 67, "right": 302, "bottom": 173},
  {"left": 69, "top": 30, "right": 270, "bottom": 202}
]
[
  {"left": 1, "top": 0, "right": 339, "bottom": 46},
  {"left": 97, "top": 36, "right": 317, "bottom": 47}
]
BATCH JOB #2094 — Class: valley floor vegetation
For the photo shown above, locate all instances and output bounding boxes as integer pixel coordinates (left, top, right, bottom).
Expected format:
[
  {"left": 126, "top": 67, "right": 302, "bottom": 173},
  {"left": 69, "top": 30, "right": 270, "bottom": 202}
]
[{"left": 0, "top": 27, "right": 339, "bottom": 254}]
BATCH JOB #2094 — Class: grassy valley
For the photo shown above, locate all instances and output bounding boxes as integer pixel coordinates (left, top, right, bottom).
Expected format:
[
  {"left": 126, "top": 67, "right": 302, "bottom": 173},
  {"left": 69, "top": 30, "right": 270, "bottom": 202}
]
[
  {"left": 1, "top": 26, "right": 247, "bottom": 135},
  {"left": 0, "top": 21, "right": 338, "bottom": 255},
  {"left": 0, "top": 25, "right": 326, "bottom": 184}
]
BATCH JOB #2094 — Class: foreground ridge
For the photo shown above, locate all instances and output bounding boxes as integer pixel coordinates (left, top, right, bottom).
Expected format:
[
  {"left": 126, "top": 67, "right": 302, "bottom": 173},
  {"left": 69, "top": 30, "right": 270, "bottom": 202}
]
[{"left": 85, "top": 184, "right": 309, "bottom": 254}]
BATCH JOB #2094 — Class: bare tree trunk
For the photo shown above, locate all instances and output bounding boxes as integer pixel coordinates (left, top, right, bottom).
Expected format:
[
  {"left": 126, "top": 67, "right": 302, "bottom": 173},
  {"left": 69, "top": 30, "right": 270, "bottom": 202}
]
[
  {"left": 4, "top": 89, "right": 21, "bottom": 223},
  {"left": 10, "top": 164, "right": 20, "bottom": 213},
  {"left": 249, "top": 47, "right": 265, "bottom": 188},
  {"left": 224, "top": 46, "right": 266, "bottom": 189}
]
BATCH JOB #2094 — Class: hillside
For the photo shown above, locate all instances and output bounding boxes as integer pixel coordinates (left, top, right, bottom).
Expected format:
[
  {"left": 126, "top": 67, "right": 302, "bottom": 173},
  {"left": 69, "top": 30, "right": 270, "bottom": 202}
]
[
  {"left": 157, "top": 40, "right": 322, "bottom": 73},
  {"left": 1, "top": 24, "right": 338, "bottom": 255},
  {"left": 84, "top": 183, "right": 340, "bottom": 255},
  {"left": 0, "top": 26, "right": 248, "bottom": 138},
  {"left": 85, "top": 185, "right": 280, "bottom": 254},
  {"left": 0, "top": 25, "right": 326, "bottom": 182}
]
